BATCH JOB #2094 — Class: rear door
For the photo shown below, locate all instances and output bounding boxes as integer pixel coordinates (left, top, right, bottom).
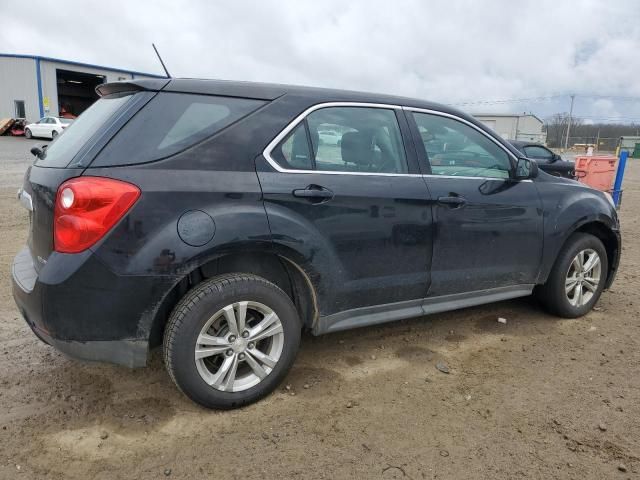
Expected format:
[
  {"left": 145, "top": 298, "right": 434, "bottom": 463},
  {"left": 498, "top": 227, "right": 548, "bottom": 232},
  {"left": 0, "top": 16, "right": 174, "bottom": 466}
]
[
  {"left": 257, "top": 104, "right": 434, "bottom": 315},
  {"left": 406, "top": 108, "right": 543, "bottom": 297}
]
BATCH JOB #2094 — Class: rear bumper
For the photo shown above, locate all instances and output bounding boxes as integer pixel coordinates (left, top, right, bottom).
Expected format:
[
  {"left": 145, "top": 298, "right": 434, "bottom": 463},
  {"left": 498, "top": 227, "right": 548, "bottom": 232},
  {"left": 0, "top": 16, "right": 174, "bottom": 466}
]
[{"left": 11, "top": 246, "right": 176, "bottom": 368}]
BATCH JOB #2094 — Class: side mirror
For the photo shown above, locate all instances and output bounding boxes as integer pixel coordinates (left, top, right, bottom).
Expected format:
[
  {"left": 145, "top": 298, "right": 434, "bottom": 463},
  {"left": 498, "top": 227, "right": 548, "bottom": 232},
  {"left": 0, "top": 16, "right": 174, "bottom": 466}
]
[
  {"left": 552, "top": 153, "right": 561, "bottom": 162},
  {"left": 30, "top": 146, "right": 43, "bottom": 158},
  {"left": 515, "top": 157, "right": 538, "bottom": 179}
]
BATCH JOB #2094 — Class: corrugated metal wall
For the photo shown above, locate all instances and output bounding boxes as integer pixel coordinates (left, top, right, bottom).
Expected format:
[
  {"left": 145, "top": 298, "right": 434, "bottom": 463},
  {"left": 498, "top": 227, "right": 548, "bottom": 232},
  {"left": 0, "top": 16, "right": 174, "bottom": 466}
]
[
  {"left": 0, "top": 57, "right": 41, "bottom": 122},
  {"left": 40, "top": 61, "right": 137, "bottom": 117},
  {"left": 1, "top": 55, "right": 158, "bottom": 122},
  {"left": 516, "top": 116, "right": 546, "bottom": 143},
  {"left": 476, "top": 116, "right": 518, "bottom": 139},
  {"left": 475, "top": 115, "right": 546, "bottom": 143}
]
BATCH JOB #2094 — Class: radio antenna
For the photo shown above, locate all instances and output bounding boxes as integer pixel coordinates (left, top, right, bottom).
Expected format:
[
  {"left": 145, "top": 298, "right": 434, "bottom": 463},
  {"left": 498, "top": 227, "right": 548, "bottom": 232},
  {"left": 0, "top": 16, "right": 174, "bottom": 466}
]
[{"left": 152, "top": 43, "right": 171, "bottom": 78}]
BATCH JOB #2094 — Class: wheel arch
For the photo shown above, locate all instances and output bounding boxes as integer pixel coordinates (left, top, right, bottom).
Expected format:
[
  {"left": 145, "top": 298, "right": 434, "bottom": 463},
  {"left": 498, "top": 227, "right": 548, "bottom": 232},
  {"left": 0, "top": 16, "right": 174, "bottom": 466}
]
[
  {"left": 147, "top": 247, "right": 320, "bottom": 350},
  {"left": 540, "top": 218, "right": 619, "bottom": 288},
  {"left": 572, "top": 220, "right": 620, "bottom": 288}
]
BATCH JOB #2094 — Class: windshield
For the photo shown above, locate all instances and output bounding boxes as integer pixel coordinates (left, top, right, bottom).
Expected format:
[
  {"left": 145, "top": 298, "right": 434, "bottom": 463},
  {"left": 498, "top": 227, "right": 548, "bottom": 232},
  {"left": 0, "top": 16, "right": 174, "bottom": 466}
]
[
  {"left": 59, "top": 118, "right": 74, "bottom": 124},
  {"left": 35, "top": 93, "right": 134, "bottom": 167}
]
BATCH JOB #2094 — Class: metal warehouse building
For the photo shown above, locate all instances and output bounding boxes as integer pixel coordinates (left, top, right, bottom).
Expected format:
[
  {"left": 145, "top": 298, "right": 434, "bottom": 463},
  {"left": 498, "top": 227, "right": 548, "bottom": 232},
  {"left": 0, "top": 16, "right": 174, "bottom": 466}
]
[
  {"left": 0, "top": 53, "right": 163, "bottom": 122},
  {"left": 473, "top": 113, "right": 547, "bottom": 144}
]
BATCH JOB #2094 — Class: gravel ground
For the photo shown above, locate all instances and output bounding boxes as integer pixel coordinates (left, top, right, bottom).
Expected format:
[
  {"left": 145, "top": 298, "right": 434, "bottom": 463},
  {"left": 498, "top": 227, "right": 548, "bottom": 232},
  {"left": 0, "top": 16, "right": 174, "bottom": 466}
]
[{"left": 0, "top": 136, "right": 639, "bottom": 479}]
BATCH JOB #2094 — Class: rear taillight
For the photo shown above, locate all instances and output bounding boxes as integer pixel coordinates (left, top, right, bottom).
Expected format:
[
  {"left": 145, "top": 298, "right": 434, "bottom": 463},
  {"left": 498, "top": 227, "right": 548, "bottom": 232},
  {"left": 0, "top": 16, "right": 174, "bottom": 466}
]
[{"left": 54, "top": 177, "right": 140, "bottom": 253}]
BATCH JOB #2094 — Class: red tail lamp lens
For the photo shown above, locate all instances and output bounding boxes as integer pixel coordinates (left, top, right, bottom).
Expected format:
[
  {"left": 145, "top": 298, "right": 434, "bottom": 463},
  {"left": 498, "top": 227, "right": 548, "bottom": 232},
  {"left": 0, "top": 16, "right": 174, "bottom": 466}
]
[{"left": 54, "top": 177, "right": 140, "bottom": 253}]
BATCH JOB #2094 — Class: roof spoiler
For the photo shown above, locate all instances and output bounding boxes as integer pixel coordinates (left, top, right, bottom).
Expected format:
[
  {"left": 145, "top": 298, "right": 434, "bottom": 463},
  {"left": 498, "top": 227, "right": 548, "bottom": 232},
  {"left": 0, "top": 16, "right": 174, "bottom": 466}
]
[{"left": 96, "top": 78, "right": 170, "bottom": 97}]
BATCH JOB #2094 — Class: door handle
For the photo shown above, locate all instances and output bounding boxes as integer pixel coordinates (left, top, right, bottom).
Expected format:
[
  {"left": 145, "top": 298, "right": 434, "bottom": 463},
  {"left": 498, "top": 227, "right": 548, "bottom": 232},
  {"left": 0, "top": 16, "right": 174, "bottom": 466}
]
[
  {"left": 292, "top": 185, "right": 334, "bottom": 202},
  {"left": 437, "top": 195, "right": 467, "bottom": 208}
]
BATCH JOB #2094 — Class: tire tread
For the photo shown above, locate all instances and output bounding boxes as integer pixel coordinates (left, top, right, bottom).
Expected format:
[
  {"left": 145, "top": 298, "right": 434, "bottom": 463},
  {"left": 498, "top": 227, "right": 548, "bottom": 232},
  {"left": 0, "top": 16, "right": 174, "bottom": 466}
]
[
  {"left": 537, "top": 232, "right": 607, "bottom": 318},
  {"left": 162, "top": 273, "right": 297, "bottom": 408}
]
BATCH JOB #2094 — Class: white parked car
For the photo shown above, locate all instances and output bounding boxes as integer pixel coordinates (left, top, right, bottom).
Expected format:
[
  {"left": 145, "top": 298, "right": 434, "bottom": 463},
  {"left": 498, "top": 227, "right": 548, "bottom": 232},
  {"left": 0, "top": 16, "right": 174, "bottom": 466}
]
[
  {"left": 318, "top": 129, "right": 341, "bottom": 146},
  {"left": 25, "top": 116, "right": 73, "bottom": 140}
]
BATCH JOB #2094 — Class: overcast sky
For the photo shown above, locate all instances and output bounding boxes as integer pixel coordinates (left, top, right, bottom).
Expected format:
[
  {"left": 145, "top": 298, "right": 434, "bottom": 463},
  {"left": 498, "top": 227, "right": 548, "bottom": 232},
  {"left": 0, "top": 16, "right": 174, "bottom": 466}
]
[{"left": 2, "top": 0, "right": 639, "bottom": 124}]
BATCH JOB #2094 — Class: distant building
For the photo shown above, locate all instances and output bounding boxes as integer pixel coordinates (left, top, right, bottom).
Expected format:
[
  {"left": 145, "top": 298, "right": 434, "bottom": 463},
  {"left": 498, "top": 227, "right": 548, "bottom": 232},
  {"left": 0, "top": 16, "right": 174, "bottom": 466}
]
[
  {"left": 0, "top": 53, "right": 164, "bottom": 122},
  {"left": 473, "top": 113, "right": 546, "bottom": 144},
  {"left": 617, "top": 136, "right": 640, "bottom": 156}
]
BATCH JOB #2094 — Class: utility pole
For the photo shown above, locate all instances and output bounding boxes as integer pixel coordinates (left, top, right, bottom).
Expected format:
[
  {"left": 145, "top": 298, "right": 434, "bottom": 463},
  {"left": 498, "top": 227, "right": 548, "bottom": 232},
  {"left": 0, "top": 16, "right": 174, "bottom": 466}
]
[{"left": 564, "top": 94, "right": 575, "bottom": 150}]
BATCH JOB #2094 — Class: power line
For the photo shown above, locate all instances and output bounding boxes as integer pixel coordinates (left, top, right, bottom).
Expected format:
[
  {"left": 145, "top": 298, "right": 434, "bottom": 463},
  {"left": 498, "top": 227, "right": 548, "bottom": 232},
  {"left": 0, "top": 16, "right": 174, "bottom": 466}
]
[
  {"left": 572, "top": 115, "right": 640, "bottom": 122},
  {"left": 450, "top": 95, "right": 562, "bottom": 106},
  {"left": 449, "top": 93, "right": 640, "bottom": 107},
  {"left": 576, "top": 94, "right": 640, "bottom": 101}
]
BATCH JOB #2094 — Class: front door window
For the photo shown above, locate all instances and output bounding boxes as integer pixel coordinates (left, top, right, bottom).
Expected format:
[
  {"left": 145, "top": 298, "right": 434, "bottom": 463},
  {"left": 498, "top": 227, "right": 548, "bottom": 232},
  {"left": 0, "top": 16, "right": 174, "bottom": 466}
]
[{"left": 412, "top": 112, "right": 512, "bottom": 179}]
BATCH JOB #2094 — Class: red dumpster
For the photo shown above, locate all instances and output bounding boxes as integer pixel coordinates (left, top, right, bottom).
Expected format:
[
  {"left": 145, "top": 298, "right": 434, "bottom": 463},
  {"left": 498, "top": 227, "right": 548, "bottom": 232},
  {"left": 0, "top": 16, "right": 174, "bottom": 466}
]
[{"left": 574, "top": 156, "right": 618, "bottom": 192}]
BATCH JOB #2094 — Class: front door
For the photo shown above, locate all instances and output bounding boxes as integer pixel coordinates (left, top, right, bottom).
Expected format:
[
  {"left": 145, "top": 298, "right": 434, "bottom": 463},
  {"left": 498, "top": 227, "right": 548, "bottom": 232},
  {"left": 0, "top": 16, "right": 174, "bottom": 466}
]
[
  {"left": 257, "top": 104, "right": 434, "bottom": 316},
  {"left": 407, "top": 109, "right": 543, "bottom": 297}
]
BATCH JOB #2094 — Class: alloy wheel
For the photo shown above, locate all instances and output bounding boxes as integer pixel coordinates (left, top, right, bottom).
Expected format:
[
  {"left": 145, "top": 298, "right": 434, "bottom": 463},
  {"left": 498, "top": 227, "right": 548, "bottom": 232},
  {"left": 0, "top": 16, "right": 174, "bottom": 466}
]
[
  {"left": 194, "top": 301, "right": 284, "bottom": 392},
  {"left": 565, "top": 249, "right": 601, "bottom": 307}
]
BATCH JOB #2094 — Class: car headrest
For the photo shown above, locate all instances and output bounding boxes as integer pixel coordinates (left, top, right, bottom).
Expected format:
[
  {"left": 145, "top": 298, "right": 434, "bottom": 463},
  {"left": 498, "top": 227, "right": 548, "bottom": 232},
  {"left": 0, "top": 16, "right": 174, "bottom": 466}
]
[{"left": 341, "top": 131, "right": 371, "bottom": 166}]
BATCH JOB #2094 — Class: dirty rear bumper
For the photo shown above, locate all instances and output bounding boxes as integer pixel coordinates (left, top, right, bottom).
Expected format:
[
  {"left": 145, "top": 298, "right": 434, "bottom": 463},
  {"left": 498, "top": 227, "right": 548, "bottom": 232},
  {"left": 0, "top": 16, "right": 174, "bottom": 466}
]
[
  {"left": 19, "top": 320, "right": 148, "bottom": 368},
  {"left": 11, "top": 246, "right": 175, "bottom": 368}
]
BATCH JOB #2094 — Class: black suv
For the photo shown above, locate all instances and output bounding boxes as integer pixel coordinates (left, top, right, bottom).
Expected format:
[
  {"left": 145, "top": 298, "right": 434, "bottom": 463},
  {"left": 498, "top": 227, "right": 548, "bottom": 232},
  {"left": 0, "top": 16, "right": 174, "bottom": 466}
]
[
  {"left": 509, "top": 140, "right": 576, "bottom": 179},
  {"left": 12, "top": 79, "right": 621, "bottom": 409}
]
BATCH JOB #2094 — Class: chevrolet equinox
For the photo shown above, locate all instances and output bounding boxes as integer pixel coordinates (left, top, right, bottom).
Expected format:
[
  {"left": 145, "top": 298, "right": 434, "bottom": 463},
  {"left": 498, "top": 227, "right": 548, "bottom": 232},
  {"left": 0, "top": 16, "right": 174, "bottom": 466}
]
[{"left": 12, "top": 79, "right": 621, "bottom": 409}]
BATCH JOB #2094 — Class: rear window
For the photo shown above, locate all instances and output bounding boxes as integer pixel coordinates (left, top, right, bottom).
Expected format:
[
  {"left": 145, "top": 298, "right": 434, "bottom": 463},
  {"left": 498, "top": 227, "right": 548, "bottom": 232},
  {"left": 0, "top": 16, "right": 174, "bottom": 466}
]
[
  {"left": 92, "top": 93, "right": 265, "bottom": 167},
  {"left": 35, "top": 93, "right": 134, "bottom": 168}
]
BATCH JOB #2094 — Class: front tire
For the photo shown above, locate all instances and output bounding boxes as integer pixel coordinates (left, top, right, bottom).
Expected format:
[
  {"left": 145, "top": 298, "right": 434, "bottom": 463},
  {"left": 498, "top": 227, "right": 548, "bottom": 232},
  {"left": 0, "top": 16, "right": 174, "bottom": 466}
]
[
  {"left": 25, "top": 128, "right": 32, "bottom": 139},
  {"left": 163, "top": 274, "right": 301, "bottom": 409},
  {"left": 51, "top": 130, "right": 58, "bottom": 139},
  {"left": 537, "top": 233, "right": 608, "bottom": 318}
]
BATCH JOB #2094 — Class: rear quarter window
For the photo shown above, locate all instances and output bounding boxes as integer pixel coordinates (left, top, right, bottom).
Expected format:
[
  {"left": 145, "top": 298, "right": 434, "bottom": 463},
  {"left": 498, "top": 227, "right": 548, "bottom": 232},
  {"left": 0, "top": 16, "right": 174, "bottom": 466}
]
[
  {"left": 35, "top": 93, "right": 134, "bottom": 168},
  {"left": 92, "top": 93, "right": 265, "bottom": 167}
]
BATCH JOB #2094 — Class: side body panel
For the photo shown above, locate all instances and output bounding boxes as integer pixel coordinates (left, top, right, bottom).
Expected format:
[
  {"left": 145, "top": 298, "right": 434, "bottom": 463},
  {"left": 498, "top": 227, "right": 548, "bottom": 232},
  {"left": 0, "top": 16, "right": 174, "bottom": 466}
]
[
  {"left": 423, "top": 176, "right": 543, "bottom": 296},
  {"left": 255, "top": 98, "right": 434, "bottom": 320},
  {"left": 533, "top": 173, "right": 620, "bottom": 285},
  {"left": 257, "top": 158, "right": 434, "bottom": 317},
  {"left": 404, "top": 108, "right": 545, "bottom": 296}
]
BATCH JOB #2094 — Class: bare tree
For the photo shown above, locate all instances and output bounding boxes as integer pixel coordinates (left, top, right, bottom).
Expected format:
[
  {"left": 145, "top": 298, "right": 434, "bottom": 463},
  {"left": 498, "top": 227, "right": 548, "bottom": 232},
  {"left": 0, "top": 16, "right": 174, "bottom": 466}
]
[
  {"left": 544, "top": 113, "right": 584, "bottom": 148},
  {"left": 544, "top": 114, "right": 640, "bottom": 150}
]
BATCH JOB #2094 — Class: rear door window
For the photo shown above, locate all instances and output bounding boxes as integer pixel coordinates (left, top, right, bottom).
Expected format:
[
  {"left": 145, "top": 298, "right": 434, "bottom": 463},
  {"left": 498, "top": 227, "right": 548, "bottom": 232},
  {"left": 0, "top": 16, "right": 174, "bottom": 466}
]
[
  {"left": 92, "top": 93, "right": 266, "bottom": 167},
  {"left": 307, "top": 107, "right": 408, "bottom": 174},
  {"left": 269, "top": 106, "right": 408, "bottom": 174},
  {"left": 271, "top": 123, "right": 314, "bottom": 170}
]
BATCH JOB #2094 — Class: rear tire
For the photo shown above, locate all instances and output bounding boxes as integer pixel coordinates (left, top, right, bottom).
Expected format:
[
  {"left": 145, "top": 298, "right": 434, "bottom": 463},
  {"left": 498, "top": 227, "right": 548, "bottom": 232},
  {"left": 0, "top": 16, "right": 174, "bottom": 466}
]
[
  {"left": 537, "top": 233, "right": 608, "bottom": 318},
  {"left": 25, "top": 128, "right": 32, "bottom": 139},
  {"left": 163, "top": 273, "right": 301, "bottom": 409},
  {"left": 51, "top": 130, "right": 58, "bottom": 139}
]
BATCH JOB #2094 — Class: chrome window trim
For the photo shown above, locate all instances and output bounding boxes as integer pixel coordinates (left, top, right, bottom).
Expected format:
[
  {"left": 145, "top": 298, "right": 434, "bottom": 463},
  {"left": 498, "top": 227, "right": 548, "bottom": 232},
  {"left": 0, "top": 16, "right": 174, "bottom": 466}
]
[
  {"left": 262, "top": 101, "right": 529, "bottom": 181},
  {"left": 262, "top": 102, "right": 424, "bottom": 177},
  {"left": 423, "top": 174, "right": 533, "bottom": 183}
]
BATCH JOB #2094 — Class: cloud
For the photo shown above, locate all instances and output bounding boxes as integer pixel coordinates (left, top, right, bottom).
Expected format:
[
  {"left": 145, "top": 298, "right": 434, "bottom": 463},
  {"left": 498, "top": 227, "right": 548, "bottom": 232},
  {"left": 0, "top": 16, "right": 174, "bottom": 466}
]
[{"left": 1, "top": 0, "right": 639, "bottom": 122}]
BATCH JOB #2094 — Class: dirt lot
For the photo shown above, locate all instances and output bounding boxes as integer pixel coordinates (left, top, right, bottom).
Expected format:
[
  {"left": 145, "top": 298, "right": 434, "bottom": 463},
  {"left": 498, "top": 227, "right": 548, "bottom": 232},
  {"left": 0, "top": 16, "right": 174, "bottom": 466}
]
[{"left": 0, "top": 136, "right": 638, "bottom": 479}]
